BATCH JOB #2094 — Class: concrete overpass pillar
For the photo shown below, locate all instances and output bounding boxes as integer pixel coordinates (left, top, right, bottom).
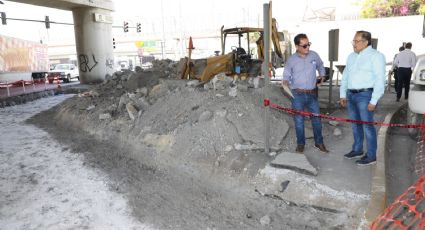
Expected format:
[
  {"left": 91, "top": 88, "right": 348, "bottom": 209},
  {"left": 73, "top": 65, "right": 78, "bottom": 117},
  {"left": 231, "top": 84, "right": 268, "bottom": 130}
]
[{"left": 72, "top": 7, "right": 113, "bottom": 84}]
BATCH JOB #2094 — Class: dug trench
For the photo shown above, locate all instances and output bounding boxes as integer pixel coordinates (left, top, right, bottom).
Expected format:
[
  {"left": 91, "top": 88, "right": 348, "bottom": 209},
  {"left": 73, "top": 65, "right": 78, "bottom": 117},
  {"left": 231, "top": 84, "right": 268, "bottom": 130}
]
[{"left": 27, "top": 61, "right": 365, "bottom": 229}]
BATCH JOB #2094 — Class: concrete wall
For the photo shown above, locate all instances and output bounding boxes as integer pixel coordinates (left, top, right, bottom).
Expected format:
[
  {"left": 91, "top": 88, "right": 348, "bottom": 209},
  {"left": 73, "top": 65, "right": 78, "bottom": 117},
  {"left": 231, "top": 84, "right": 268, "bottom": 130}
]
[{"left": 288, "top": 15, "right": 425, "bottom": 66}]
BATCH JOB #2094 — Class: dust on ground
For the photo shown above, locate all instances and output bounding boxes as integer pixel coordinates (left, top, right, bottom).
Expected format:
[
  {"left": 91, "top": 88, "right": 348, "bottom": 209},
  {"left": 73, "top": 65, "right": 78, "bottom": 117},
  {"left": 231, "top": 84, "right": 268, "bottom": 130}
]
[
  {"left": 3, "top": 60, "right": 375, "bottom": 229},
  {"left": 0, "top": 95, "right": 151, "bottom": 230}
]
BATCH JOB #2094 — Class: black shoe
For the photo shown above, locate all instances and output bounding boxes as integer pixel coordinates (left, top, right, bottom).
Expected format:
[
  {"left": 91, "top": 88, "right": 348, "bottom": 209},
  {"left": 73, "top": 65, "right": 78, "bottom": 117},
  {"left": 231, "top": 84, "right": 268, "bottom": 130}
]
[
  {"left": 314, "top": 143, "right": 329, "bottom": 153},
  {"left": 295, "top": 145, "right": 304, "bottom": 153},
  {"left": 396, "top": 98, "right": 400, "bottom": 102},
  {"left": 344, "top": 151, "right": 363, "bottom": 159},
  {"left": 356, "top": 157, "right": 376, "bottom": 166}
]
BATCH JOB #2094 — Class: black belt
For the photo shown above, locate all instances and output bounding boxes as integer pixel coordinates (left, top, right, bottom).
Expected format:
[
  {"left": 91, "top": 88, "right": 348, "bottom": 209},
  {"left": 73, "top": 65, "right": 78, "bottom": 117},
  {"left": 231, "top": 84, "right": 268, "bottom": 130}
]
[{"left": 348, "top": 88, "right": 373, "bottom": 93}]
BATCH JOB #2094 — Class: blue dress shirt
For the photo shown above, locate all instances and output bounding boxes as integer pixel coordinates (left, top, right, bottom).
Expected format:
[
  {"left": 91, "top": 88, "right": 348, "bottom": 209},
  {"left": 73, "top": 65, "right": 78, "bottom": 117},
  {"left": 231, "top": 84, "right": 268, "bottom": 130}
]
[
  {"left": 340, "top": 46, "right": 386, "bottom": 105},
  {"left": 283, "top": 50, "right": 326, "bottom": 90}
]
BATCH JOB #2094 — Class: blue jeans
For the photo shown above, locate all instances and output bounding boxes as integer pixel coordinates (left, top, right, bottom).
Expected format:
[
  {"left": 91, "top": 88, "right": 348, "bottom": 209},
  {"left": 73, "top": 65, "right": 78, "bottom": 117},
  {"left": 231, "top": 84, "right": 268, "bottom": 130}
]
[
  {"left": 292, "top": 91, "right": 324, "bottom": 145},
  {"left": 347, "top": 91, "right": 377, "bottom": 159}
]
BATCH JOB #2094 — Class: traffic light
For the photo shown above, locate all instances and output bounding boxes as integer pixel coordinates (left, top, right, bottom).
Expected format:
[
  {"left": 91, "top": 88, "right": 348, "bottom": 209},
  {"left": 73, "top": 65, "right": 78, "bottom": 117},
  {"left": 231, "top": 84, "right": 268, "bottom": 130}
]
[
  {"left": 112, "top": 38, "right": 116, "bottom": 49},
  {"left": 1, "top": 12, "right": 6, "bottom": 25},
  {"left": 136, "top": 23, "right": 141, "bottom": 33},
  {"left": 45, "top": 16, "right": 50, "bottom": 29},
  {"left": 123, "top": 21, "right": 128, "bottom": 33}
]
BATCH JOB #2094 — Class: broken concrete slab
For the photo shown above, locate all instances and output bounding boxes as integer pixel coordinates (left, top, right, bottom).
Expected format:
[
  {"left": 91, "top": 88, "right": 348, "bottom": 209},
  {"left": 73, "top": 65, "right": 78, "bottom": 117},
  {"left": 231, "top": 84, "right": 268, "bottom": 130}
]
[
  {"left": 270, "top": 152, "right": 318, "bottom": 176},
  {"left": 126, "top": 103, "right": 138, "bottom": 121},
  {"left": 226, "top": 101, "right": 289, "bottom": 148}
]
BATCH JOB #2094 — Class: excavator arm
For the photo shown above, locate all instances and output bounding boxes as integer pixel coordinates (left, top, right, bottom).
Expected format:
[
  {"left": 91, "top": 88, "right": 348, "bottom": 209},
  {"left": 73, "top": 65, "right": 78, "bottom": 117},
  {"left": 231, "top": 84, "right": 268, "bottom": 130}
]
[{"left": 256, "top": 18, "right": 285, "bottom": 63}]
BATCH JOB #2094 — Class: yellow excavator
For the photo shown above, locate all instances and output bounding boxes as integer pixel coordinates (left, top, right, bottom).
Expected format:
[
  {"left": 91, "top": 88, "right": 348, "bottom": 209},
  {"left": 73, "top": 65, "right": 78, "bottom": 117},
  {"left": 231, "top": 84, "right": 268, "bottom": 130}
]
[{"left": 181, "top": 18, "right": 291, "bottom": 82}]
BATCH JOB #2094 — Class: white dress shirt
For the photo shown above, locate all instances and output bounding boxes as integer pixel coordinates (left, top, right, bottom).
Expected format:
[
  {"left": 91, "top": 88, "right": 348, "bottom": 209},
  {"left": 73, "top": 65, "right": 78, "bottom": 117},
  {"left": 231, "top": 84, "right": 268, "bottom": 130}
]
[{"left": 394, "top": 49, "right": 417, "bottom": 69}]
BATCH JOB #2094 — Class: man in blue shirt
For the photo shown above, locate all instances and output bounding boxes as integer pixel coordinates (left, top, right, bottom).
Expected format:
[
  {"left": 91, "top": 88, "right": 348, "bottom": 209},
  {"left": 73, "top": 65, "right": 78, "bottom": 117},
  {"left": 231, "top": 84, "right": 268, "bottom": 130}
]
[
  {"left": 340, "top": 30, "right": 386, "bottom": 166},
  {"left": 282, "top": 33, "right": 328, "bottom": 153}
]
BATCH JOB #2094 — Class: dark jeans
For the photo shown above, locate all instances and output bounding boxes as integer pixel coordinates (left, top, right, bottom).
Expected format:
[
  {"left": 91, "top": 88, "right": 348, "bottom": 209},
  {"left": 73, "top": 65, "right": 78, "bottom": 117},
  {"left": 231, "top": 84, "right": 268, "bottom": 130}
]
[
  {"left": 291, "top": 91, "right": 324, "bottom": 145},
  {"left": 396, "top": 67, "right": 412, "bottom": 99},
  {"left": 347, "top": 90, "right": 377, "bottom": 159}
]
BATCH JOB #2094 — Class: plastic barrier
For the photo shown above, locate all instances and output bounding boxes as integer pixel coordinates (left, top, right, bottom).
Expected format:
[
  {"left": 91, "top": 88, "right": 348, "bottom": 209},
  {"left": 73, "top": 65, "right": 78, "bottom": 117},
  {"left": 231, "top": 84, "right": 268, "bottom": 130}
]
[
  {"left": 370, "top": 176, "right": 425, "bottom": 229},
  {"left": 370, "top": 116, "right": 425, "bottom": 229}
]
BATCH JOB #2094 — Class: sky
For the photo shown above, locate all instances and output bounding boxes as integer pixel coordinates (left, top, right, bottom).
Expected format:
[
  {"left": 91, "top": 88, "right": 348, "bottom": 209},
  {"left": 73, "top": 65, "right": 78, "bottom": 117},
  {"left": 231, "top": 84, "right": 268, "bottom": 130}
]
[
  {"left": 2, "top": 0, "right": 424, "bottom": 65},
  {"left": 0, "top": 0, "right": 361, "bottom": 42},
  {"left": 111, "top": 0, "right": 361, "bottom": 38}
]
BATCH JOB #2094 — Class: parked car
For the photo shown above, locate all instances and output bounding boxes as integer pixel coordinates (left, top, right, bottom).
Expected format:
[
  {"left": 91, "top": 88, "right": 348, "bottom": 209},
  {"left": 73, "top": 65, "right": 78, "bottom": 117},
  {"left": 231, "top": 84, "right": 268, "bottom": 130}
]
[{"left": 48, "top": 63, "right": 79, "bottom": 83}]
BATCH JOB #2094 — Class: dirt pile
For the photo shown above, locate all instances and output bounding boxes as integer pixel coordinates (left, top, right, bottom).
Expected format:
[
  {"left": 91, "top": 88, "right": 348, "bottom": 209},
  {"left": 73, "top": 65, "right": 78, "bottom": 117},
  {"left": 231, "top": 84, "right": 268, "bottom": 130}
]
[
  {"left": 54, "top": 61, "right": 292, "bottom": 175},
  {"left": 31, "top": 60, "right": 368, "bottom": 228}
]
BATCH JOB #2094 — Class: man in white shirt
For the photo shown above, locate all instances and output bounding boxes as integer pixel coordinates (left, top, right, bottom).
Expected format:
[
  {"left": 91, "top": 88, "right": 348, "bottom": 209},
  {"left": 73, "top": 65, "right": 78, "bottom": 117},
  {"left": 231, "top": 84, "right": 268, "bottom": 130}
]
[
  {"left": 394, "top": 42, "right": 417, "bottom": 101},
  {"left": 390, "top": 46, "right": 405, "bottom": 94}
]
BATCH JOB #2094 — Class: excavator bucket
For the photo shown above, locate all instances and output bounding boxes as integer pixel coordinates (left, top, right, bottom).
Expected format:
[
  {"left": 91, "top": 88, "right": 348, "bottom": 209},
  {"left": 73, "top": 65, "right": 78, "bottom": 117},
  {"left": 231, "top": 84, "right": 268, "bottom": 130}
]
[{"left": 198, "top": 53, "right": 234, "bottom": 82}]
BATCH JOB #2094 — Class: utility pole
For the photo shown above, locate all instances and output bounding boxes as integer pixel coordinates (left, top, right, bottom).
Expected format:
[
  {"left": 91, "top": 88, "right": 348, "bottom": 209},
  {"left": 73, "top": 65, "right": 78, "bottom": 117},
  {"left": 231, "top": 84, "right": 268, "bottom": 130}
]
[{"left": 263, "top": 2, "right": 271, "bottom": 153}]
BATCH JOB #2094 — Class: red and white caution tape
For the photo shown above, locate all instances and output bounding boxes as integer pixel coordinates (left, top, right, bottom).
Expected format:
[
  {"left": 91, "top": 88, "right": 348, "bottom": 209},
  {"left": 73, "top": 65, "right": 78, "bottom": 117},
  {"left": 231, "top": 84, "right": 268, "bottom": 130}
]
[{"left": 264, "top": 99, "right": 425, "bottom": 129}]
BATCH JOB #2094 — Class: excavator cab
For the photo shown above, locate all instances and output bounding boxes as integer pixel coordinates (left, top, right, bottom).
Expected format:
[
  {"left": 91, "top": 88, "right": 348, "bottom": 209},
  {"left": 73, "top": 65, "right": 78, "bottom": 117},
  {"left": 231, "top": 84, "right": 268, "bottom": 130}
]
[
  {"left": 182, "top": 18, "right": 290, "bottom": 82},
  {"left": 221, "top": 27, "right": 262, "bottom": 78},
  {"left": 221, "top": 27, "right": 262, "bottom": 56},
  {"left": 231, "top": 46, "right": 253, "bottom": 75}
]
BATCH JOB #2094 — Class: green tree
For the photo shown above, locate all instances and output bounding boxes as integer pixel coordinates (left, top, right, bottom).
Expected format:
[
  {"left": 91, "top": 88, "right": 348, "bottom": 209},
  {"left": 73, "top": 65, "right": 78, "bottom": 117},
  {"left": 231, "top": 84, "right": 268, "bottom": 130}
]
[{"left": 360, "top": 0, "right": 425, "bottom": 18}]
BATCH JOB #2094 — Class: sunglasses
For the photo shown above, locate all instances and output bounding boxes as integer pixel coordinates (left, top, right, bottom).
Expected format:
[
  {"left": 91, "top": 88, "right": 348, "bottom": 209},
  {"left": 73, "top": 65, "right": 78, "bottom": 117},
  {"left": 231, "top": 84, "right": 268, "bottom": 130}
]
[{"left": 298, "top": 42, "right": 311, "bottom": 49}]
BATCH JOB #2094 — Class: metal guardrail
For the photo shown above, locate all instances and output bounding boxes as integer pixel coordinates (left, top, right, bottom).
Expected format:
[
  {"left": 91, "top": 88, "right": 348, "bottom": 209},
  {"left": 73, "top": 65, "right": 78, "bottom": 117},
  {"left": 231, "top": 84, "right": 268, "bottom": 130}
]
[{"left": 0, "top": 79, "right": 58, "bottom": 98}]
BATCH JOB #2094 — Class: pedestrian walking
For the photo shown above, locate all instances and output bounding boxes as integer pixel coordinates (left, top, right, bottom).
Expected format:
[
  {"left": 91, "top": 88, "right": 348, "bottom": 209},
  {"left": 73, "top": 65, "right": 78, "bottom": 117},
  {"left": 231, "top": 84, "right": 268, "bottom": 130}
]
[
  {"left": 339, "top": 30, "right": 386, "bottom": 166},
  {"left": 282, "top": 33, "right": 328, "bottom": 153},
  {"left": 390, "top": 46, "right": 405, "bottom": 94},
  {"left": 394, "top": 42, "right": 416, "bottom": 101}
]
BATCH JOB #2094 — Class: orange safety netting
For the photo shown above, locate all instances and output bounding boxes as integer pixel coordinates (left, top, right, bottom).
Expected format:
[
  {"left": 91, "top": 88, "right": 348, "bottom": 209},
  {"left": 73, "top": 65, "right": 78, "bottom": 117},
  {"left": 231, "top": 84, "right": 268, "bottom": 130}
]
[
  {"left": 371, "top": 115, "right": 425, "bottom": 229},
  {"left": 370, "top": 176, "right": 425, "bottom": 229}
]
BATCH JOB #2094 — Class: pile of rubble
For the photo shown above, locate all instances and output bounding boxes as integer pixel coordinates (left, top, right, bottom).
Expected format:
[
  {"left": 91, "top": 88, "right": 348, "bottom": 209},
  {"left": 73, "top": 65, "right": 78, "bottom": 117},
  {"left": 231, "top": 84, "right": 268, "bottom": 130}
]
[
  {"left": 57, "top": 59, "right": 291, "bottom": 172},
  {"left": 33, "top": 59, "right": 367, "bottom": 228}
]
